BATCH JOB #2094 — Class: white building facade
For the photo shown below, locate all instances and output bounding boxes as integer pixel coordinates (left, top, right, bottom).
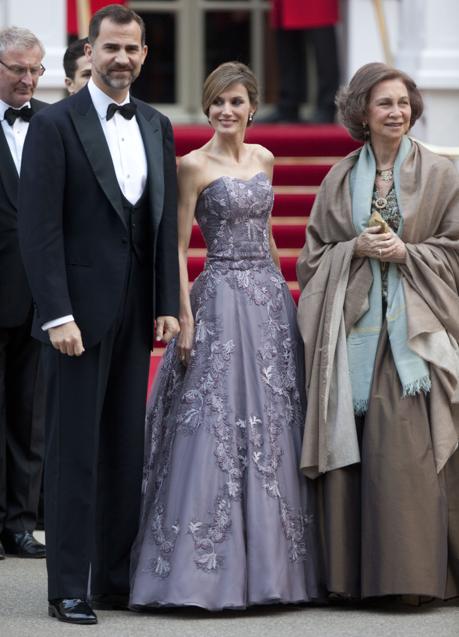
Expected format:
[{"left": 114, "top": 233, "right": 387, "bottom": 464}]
[{"left": 0, "top": 0, "right": 458, "bottom": 146}]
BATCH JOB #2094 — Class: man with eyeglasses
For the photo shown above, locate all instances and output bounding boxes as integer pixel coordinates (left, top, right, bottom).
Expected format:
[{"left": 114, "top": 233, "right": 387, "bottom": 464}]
[{"left": 0, "top": 27, "right": 47, "bottom": 561}]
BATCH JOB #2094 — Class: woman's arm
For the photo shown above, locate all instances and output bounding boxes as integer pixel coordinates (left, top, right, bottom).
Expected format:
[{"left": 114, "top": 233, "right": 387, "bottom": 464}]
[
  {"left": 176, "top": 155, "right": 201, "bottom": 365},
  {"left": 269, "top": 219, "right": 281, "bottom": 270},
  {"left": 257, "top": 146, "right": 280, "bottom": 268}
]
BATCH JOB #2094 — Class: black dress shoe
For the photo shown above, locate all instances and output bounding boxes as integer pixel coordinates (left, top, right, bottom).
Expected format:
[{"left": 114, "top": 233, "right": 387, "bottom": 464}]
[
  {"left": 0, "top": 540, "right": 5, "bottom": 560},
  {"left": 48, "top": 598, "right": 97, "bottom": 624},
  {"left": 91, "top": 593, "right": 129, "bottom": 610},
  {"left": 1, "top": 530, "right": 46, "bottom": 558}
]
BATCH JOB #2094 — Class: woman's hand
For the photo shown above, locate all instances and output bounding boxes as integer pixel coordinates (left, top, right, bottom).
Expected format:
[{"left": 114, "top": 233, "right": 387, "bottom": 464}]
[
  {"left": 177, "top": 317, "right": 194, "bottom": 366},
  {"left": 354, "top": 226, "right": 406, "bottom": 263},
  {"left": 380, "top": 232, "right": 407, "bottom": 263}
]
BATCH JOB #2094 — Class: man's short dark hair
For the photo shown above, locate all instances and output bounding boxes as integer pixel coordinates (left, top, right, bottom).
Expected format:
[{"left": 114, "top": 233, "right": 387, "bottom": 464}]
[
  {"left": 88, "top": 4, "right": 145, "bottom": 46},
  {"left": 63, "top": 37, "right": 88, "bottom": 79}
]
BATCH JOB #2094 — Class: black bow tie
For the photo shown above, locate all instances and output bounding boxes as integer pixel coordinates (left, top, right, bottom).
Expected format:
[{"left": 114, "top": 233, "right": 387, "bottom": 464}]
[
  {"left": 106, "top": 102, "right": 137, "bottom": 121},
  {"left": 4, "top": 106, "right": 33, "bottom": 126}
]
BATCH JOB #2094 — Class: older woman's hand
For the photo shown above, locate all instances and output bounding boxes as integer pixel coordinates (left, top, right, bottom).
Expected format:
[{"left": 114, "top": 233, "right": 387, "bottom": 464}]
[
  {"left": 354, "top": 226, "right": 407, "bottom": 263},
  {"left": 380, "top": 232, "right": 407, "bottom": 263}
]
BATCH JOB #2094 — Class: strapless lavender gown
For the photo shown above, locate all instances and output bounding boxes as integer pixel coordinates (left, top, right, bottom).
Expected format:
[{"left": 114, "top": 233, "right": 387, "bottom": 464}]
[{"left": 129, "top": 173, "right": 322, "bottom": 610}]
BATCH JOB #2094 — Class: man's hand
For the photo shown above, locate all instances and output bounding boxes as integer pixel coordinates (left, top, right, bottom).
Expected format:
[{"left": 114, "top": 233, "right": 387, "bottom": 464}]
[
  {"left": 155, "top": 316, "right": 180, "bottom": 344},
  {"left": 49, "top": 321, "right": 85, "bottom": 356}
]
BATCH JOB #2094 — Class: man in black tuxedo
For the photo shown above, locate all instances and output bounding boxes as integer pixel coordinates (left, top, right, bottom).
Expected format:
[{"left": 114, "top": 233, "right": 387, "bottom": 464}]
[
  {"left": 18, "top": 5, "right": 180, "bottom": 625},
  {"left": 0, "top": 27, "right": 46, "bottom": 561}
]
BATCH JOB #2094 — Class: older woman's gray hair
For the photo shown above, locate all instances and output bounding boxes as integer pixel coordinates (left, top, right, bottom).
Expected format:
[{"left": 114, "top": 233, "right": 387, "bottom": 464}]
[
  {"left": 336, "top": 62, "right": 423, "bottom": 142},
  {"left": 0, "top": 26, "right": 45, "bottom": 58}
]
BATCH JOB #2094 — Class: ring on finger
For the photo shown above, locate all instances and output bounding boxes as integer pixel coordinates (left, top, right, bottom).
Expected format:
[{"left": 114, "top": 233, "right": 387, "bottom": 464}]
[{"left": 379, "top": 249, "right": 382, "bottom": 258}]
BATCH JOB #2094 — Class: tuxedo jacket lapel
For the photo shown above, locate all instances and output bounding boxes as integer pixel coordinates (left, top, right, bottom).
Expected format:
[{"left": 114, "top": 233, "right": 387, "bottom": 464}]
[
  {"left": 0, "top": 125, "right": 19, "bottom": 208},
  {"left": 134, "top": 99, "right": 164, "bottom": 229},
  {"left": 69, "top": 87, "right": 126, "bottom": 227},
  {"left": 0, "top": 98, "right": 47, "bottom": 209}
]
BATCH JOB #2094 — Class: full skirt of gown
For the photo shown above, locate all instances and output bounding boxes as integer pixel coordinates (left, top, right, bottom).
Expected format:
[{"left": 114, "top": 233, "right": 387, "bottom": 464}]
[{"left": 129, "top": 174, "right": 322, "bottom": 609}]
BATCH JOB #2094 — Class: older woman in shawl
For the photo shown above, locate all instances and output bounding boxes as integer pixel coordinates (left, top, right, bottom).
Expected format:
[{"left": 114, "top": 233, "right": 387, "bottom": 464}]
[{"left": 296, "top": 62, "right": 459, "bottom": 601}]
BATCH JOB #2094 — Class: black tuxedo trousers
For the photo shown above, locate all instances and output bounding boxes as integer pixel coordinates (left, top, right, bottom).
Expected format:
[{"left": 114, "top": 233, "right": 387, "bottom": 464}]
[
  {"left": 0, "top": 315, "right": 44, "bottom": 533},
  {"left": 43, "top": 251, "right": 152, "bottom": 600}
]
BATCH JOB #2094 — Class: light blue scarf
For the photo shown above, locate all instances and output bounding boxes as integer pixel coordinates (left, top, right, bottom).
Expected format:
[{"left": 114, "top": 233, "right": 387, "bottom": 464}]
[{"left": 347, "top": 136, "right": 431, "bottom": 414}]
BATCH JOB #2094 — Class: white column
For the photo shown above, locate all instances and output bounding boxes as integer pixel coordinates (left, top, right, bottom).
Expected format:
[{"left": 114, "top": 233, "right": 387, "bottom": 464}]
[
  {"left": 0, "top": 0, "right": 66, "bottom": 103},
  {"left": 341, "top": 0, "right": 400, "bottom": 80},
  {"left": 397, "top": 0, "right": 459, "bottom": 146}
]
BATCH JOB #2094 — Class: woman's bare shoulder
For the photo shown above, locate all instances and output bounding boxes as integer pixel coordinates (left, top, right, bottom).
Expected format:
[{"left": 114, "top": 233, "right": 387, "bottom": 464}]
[
  {"left": 244, "top": 144, "right": 274, "bottom": 179},
  {"left": 178, "top": 149, "right": 208, "bottom": 176},
  {"left": 247, "top": 143, "right": 274, "bottom": 165}
]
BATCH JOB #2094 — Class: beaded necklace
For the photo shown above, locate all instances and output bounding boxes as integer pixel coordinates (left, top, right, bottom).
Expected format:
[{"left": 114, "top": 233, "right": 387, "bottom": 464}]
[{"left": 374, "top": 166, "right": 394, "bottom": 210}]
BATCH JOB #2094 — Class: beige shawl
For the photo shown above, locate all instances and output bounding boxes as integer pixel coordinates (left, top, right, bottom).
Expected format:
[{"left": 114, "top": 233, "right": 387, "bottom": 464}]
[{"left": 297, "top": 140, "right": 459, "bottom": 478}]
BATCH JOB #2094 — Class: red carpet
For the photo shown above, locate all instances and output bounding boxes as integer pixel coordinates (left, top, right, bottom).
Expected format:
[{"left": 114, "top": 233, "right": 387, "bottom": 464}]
[
  {"left": 174, "top": 124, "right": 359, "bottom": 157},
  {"left": 148, "top": 124, "right": 360, "bottom": 391}
]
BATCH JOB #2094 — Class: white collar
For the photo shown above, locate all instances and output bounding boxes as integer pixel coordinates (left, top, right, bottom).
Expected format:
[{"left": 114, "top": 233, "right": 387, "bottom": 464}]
[
  {"left": 0, "top": 99, "right": 32, "bottom": 120},
  {"left": 87, "top": 78, "right": 131, "bottom": 120}
]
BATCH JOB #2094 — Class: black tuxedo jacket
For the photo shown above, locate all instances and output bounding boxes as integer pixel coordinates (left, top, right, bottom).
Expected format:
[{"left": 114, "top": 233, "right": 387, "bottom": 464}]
[
  {"left": 18, "top": 86, "right": 179, "bottom": 348},
  {"left": 0, "top": 98, "right": 48, "bottom": 327}
]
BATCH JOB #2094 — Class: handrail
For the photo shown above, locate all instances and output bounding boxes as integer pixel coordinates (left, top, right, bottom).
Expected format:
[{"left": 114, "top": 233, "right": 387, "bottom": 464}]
[{"left": 414, "top": 138, "right": 459, "bottom": 160}]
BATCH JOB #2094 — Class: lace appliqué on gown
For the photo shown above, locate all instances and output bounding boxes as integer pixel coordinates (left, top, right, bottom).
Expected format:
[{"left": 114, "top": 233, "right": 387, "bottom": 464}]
[{"left": 130, "top": 173, "right": 321, "bottom": 609}]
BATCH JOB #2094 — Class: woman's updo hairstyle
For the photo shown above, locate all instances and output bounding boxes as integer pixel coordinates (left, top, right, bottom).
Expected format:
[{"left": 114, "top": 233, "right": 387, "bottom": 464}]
[{"left": 202, "top": 61, "right": 259, "bottom": 126}]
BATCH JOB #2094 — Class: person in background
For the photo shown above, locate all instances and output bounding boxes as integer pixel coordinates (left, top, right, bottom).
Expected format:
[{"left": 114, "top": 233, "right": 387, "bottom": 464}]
[
  {"left": 297, "top": 62, "right": 459, "bottom": 602},
  {"left": 63, "top": 37, "right": 91, "bottom": 95},
  {"left": 262, "top": 0, "right": 339, "bottom": 123},
  {"left": 0, "top": 26, "right": 47, "bottom": 561},
  {"left": 18, "top": 4, "right": 179, "bottom": 625}
]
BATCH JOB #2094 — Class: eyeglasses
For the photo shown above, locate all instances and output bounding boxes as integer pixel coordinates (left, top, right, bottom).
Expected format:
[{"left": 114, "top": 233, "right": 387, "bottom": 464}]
[{"left": 0, "top": 59, "right": 45, "bottom": 78}]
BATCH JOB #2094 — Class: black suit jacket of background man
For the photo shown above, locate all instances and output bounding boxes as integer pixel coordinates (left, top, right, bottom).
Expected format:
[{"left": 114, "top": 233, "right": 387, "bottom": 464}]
[{"left": 0, "top": 98, "right": 47, "bottom": 327}]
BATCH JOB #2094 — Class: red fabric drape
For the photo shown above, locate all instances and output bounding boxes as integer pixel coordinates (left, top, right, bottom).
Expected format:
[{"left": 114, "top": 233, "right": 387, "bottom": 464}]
[
  {"left": 271, "top": 0, "right": 339, "bottom": 29},
  {"left": 67, "top": 0, "right": 126, "bottom": 36}
]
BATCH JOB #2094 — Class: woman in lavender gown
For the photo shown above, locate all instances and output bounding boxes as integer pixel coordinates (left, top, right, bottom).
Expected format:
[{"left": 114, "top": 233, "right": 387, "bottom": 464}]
[{"left": 129, "top": 62, "right": 321, "bottom": 610}]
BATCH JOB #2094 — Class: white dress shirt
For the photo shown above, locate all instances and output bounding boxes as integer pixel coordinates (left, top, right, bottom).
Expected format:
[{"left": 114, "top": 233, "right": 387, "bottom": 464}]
[
  {"left": 42, "top": 79, "right": 148, "bottom": 332},
  {"left": 88, "top": 78, "right": 147, "bottom": 204},
  {"left": 0, "top": 99, "right": 31, "bottom": 174}
]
